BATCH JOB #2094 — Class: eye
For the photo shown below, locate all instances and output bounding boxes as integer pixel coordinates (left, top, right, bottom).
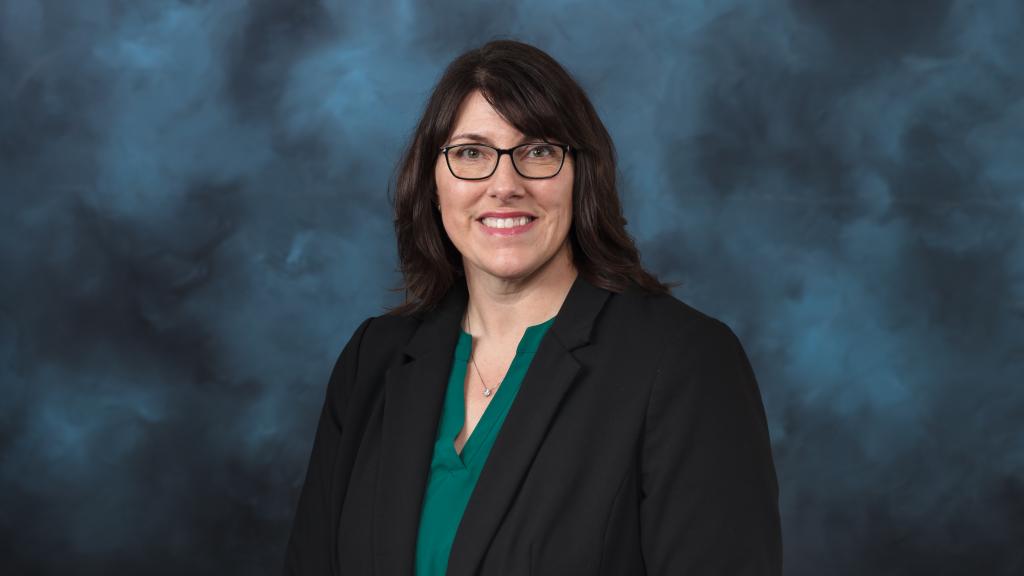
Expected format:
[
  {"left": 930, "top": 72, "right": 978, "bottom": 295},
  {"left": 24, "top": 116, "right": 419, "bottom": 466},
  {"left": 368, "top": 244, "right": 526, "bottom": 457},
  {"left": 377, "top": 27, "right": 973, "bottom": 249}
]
[
  {"left": 454, "top": 145, "right": 487, "bottom": 159},
  {"left": 528, "top": 145, "right": 555, "bottom": 157}
]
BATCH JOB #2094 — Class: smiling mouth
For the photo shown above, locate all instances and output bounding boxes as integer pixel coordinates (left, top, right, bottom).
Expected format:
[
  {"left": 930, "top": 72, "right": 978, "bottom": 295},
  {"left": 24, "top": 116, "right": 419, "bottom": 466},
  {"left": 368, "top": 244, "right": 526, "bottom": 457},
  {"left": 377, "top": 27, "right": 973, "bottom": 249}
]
[
  {"left": 477, "top": 215, "right": 537, "bottom": 228},
  {"left": 476, "top": 215, "right": 538, "bottom": 236}
]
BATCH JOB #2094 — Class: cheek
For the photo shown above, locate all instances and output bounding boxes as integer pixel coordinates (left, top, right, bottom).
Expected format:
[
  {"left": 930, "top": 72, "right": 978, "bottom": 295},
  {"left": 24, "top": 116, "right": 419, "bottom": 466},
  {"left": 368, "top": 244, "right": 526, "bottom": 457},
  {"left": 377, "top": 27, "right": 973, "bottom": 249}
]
[
  {"left": 434, "top": 161, "right": 462, "bottom": 200},
  {"left": 552, "top": 186, "right": 574, "bottom": 226}
]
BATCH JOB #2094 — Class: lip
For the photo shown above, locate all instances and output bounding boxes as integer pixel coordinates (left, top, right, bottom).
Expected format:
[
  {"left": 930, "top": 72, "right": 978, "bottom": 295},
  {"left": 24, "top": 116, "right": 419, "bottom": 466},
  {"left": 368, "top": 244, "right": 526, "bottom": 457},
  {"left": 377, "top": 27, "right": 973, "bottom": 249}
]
[
  {"left": 477, "top": 211, "right": 536, "bottom": 219},
  {"left": 477, "top": 214, "right": 538, "bottom": 237}
]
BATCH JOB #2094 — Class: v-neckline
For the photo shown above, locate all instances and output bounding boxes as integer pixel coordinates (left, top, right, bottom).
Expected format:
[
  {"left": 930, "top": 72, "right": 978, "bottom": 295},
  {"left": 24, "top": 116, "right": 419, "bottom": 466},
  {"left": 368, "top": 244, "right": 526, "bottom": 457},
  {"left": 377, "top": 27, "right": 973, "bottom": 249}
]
[{"left": 450, "top": 316, "right": 556, "bottom": 467}]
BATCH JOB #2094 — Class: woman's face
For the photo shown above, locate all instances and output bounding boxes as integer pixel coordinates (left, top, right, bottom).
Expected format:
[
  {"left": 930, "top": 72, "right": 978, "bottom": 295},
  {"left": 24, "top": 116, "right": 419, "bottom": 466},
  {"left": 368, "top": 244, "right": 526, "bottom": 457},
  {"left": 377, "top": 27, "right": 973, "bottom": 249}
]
[{"left": 435, "top": 90, "right": 574, "bottom": 285}]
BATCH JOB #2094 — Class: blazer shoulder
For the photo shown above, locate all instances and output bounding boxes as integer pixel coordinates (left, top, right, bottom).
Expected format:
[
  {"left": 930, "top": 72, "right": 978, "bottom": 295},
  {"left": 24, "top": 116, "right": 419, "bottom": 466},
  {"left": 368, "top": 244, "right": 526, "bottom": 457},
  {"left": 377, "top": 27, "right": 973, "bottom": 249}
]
[
  {"left": 354, "top": 311, "right": 421, "bottom": 361},
  {"left": 617, "top": 287, "right": 736, "bottom": 344}
]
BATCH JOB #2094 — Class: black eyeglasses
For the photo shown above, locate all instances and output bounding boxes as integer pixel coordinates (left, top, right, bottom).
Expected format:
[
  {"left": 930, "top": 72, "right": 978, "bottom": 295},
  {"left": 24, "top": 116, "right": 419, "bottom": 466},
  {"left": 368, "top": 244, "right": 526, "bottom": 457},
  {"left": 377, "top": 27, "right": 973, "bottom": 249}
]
[{"left": 438, "top": 142, "right": 572, "bottom": 180}]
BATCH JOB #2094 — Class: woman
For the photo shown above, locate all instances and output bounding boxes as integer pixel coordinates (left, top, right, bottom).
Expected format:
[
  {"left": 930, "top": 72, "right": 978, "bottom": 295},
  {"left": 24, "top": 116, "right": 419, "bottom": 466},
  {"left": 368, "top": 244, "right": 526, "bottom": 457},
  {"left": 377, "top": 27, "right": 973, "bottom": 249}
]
[{"left": 285, "top": 39, "right": 781, "bottom": 575}]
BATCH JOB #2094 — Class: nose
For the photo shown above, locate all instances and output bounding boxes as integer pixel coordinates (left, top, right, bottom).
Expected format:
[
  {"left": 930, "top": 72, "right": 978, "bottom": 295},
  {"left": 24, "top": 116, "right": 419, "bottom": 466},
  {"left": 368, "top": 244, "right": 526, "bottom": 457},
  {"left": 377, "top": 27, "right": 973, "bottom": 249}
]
[{"left": 488, "top": 152, "right": 524, "bottom": 200}]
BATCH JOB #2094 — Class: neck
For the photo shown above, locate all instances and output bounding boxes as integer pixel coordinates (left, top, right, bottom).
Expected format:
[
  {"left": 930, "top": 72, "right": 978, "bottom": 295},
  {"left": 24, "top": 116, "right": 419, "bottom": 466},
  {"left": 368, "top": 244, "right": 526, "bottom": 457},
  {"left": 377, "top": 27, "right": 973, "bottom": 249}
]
[{"left": 461, "top": 245, "right": 577, "bottom": 342}]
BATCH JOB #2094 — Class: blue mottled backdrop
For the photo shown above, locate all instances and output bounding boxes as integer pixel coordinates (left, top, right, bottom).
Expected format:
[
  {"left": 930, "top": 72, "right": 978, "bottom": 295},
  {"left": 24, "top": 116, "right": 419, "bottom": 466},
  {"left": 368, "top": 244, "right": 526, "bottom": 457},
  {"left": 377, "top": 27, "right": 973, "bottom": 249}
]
[{"left": 2, "top": 0, "right": 1022, "bottom": 574}]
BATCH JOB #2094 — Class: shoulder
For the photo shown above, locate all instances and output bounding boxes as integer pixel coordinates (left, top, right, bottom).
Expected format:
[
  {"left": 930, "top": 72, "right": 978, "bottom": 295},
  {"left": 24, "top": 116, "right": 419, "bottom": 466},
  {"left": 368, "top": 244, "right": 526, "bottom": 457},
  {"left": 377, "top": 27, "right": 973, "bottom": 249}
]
[
  {"left": 324, "top": 312, "right": 421, "bottom": 402},
  {"left": 627, "top": 290, "right": 767, "bottom": 436},
  {"left": 342, "top": 312, "right": 420, "bottom": 363},
  {"left": 608, "top": 285, "right": 740, "bottom": 351}
]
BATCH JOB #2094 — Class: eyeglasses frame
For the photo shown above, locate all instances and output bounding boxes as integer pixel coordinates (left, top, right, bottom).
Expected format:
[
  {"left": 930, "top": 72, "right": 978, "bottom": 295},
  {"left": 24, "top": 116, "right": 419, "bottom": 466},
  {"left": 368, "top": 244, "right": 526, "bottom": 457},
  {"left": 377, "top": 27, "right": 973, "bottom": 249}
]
[{"left": 438, "top": 141, "right": 573, "bottom": 181}]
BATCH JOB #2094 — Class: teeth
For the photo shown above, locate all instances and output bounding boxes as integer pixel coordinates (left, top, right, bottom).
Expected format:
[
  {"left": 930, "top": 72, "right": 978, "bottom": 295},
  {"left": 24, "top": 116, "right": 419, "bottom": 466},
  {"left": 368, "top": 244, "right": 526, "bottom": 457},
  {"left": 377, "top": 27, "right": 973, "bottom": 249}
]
[{"left": 481, "top": 216, "right": 534, "bottom": 228}]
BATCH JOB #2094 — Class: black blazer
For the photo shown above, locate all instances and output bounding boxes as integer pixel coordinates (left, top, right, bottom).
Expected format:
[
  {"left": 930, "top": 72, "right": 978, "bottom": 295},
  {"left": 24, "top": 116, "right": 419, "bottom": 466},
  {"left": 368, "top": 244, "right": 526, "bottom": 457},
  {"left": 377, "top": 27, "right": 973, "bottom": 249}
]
[{"left": 285, "top": 274, "right": 782, "bottom": 575}]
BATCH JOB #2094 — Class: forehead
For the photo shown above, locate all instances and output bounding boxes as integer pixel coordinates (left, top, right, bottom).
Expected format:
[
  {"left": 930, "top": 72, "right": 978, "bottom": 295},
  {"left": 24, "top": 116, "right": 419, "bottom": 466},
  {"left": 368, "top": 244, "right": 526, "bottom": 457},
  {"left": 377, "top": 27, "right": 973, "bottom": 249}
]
[{"left": 449, "top": 91, "right": 525, "bottom": 143}]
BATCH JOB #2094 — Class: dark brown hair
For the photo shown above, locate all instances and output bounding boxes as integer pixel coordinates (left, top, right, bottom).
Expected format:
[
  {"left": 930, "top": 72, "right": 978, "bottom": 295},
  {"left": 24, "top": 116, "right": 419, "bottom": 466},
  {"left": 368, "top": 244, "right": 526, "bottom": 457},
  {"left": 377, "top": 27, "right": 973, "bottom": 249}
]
[{"left": 384, "top": 38, "right": 679, "bottom": 317}]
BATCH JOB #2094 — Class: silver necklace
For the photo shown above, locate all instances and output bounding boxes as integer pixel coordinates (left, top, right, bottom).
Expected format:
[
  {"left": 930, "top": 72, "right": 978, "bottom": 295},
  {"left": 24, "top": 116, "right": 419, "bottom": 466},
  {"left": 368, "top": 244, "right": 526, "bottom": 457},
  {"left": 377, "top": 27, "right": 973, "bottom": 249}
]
[{"left": 465, "top": 314, "right": 497, "bottom": 398}]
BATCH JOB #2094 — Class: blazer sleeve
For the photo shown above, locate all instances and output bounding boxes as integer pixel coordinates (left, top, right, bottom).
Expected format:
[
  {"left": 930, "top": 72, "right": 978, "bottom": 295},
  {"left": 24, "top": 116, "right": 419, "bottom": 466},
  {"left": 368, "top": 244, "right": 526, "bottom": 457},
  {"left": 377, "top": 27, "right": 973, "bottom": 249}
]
[
  {"left": 284, "top": 316, "right": 374, "bottom": 576},
  {"left": 639, "top": 318, "right": 782, "bottom": 575}
]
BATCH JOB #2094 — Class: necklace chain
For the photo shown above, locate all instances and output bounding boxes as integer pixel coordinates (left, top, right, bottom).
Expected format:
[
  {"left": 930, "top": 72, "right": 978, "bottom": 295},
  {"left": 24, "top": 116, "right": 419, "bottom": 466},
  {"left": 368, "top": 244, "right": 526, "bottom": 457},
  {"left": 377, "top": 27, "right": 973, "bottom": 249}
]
[{"left": 465, "top": 314, "right": 496, "bottom": 398}]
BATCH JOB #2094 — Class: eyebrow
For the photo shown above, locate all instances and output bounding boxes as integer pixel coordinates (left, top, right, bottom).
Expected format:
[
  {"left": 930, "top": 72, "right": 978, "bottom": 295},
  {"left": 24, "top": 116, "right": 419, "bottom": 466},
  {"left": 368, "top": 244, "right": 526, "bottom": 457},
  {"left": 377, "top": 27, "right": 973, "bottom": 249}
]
[{"left": 449, "top": 132, "right": 539, "bottom": 146}]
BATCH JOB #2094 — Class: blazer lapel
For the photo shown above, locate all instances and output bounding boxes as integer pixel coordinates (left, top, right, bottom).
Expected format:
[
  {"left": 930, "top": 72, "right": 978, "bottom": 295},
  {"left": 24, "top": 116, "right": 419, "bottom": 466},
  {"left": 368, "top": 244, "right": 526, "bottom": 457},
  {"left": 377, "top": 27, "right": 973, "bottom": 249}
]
[
  {"left": 372, "top": 273, "right": 612, "bottom": 576},
  {"left": 447, "top": 274, "right": 612, "bottom": 576},
  {"left": 374, "top": 280, "right": 468, "bottom": 575}
]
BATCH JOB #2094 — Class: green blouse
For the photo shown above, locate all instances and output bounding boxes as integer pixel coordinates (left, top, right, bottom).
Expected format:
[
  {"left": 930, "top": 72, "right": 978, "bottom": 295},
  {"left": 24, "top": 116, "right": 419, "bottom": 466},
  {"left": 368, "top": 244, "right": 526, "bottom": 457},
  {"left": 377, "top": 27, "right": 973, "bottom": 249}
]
[{"left": 414, "top": 316, "right": 556, "bottom": 576}]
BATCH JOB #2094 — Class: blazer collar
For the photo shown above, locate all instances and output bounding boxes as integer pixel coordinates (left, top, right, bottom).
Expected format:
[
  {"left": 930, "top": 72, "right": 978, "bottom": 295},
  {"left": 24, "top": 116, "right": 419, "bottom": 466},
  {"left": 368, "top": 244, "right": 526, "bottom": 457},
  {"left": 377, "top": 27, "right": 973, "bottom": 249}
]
[{"left": 372, "top": 272, "right": 612, "bottom": 576}]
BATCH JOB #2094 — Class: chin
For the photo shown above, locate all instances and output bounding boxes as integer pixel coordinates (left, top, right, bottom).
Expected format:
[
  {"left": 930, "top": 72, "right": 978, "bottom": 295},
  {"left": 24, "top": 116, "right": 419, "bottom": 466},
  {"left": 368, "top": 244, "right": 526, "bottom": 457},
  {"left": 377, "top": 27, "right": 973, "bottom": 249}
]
[
  {"left": 465, "top": 249, "right": 559, "bottom": 282},
  {"left": 477, "top": 259, "right": 539, "bottom": 281}
]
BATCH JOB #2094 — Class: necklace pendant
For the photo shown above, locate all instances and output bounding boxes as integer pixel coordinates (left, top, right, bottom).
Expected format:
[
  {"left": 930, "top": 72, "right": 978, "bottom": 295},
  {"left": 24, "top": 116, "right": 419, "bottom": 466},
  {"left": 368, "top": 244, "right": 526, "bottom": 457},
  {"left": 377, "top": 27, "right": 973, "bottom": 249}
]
[{"left": 483, "top": 387, "right": 492, "bottom": 397}]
